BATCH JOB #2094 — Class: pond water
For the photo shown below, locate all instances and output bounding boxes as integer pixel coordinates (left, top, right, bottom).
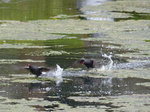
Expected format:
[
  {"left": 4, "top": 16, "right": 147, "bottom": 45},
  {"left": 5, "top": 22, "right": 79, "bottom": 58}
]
[{"left": 0, "top": 0, "right": 150, "bottom": 111}]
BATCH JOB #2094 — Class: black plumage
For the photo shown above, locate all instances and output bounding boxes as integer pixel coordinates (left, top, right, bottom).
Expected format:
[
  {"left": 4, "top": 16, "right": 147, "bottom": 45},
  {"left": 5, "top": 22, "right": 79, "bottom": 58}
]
[
  {"left": 25, "top": 64, "right": 51, "bottom": 77},
  {"left": 73, "top": 58, "right": 100, "bottom": 69}
]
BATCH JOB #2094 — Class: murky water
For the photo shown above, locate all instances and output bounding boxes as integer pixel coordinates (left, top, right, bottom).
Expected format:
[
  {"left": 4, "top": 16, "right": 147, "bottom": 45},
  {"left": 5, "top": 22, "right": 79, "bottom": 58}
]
[{"left": 0, "top": 0, "right": 150, "bottom": 111}]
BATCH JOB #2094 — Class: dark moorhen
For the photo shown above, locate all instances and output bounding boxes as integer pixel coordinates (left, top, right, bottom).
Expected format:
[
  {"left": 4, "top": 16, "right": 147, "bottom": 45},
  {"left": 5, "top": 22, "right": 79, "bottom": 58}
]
[
  {"left": 73, "top": 58, "right": 100, "bottom": 69},
  {"left": 25, "top": 64, "right": 51, "bottom": 77}
]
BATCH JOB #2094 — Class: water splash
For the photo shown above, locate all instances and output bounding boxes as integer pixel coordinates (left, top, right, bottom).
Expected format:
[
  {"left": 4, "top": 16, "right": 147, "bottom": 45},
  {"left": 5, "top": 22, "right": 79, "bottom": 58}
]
[
  {"left": 88, "top": 54, "right": 113, "bottom": 73},
  {"left": 101, "top": 54, "right": 113, "bottom": 70},
  {"left": 101, "top": 54, "right": 150, "bottom": 70},
  {"left": 53, "top": 64, "right": 63, "bottom": 85},
  {"left": 46, "top": 64, "right": 63, "bottom": 85}
]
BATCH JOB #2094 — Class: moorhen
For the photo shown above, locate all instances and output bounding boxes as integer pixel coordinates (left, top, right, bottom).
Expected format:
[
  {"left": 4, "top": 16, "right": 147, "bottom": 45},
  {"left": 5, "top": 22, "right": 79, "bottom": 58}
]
[
  {"left": 73, "top": 58, "right": 99, "bottom": 69},
  {"left": 25, "top": 64, "right": 51, "bottom": 77}
]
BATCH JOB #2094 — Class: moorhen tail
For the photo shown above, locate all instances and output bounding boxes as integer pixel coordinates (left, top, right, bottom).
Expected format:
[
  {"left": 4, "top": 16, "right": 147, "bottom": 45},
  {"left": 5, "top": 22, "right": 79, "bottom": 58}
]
[{"left": 25, "top": 64, "right": 51, "bottom": 77}]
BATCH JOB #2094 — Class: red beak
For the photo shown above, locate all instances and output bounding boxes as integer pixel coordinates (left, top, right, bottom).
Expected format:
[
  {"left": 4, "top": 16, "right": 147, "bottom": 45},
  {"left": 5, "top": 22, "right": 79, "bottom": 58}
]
[{"left": 82, "top": 62, "right": 84, "bottom": 65}]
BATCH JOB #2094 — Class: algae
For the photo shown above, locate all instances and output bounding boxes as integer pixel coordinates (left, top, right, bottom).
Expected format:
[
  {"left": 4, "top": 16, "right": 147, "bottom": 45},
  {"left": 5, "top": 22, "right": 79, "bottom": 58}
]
[
  {"left": 136, "top": 82, "right": 150, "bottom": 87},
  {"left": 145, "top": 40, "right": 150, "bottom": 42},
  {"left": 26, "top": 50, "right": 69, "bottom": 56},
  {"left": 0, "top": 59, "right": 45, "bottom": 64},
  {"left": 0, "top": 18, "right": 149, "bottom": 59},
  {"left": 0, "top": 96, "right": 59, "bottom": 112},
  {"left": 52, "top": 94, "right": 150, "bottom": 112},
  {"left": 10, "top": 74, "right": 56, "bottom": 83},
  {"left": 1, "top": 19, "right": 149, "bottom": 59}
]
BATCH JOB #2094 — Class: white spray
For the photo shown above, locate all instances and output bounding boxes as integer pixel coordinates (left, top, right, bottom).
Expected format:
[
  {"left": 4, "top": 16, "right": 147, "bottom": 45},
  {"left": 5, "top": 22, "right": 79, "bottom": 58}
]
[
  {"left": 46, "top": 64, "right": 63, "bottom": 85},
  {"left": 53, "top": 64, "right": 63, "bottom": 85},
  {"left": 102, "top": 54, "right": 113, "bottom": 70},
  {"left": 98, "top": 54, "right": 113, "bottom": 71}
]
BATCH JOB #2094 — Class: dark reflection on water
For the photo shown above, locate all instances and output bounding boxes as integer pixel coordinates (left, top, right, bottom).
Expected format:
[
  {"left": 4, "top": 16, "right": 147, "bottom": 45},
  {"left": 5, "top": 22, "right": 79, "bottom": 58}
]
[
  {"left": 0, "top": 0, "right": 114, "bottom": 21},
  {"left": 0, "top": 0, "right": 96, "bottom": 21},
  {"left": 0, "top": 0, "right": 81, "bottom": 21},
  {"left": 1, "top": 77, "right": 150, "bottom": 99},
  {"left": 0, "top": 76, "right": 150, "bottom": 111}
]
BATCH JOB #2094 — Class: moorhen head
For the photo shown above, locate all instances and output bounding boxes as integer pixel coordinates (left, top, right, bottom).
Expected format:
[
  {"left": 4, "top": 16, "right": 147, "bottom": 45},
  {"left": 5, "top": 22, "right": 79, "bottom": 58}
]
[
  {"left": 79, "top": 58, "right": 95, "bottom": 69},
  {"left": 25, "top": 64, "right": 51, "bottom": 77}
]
